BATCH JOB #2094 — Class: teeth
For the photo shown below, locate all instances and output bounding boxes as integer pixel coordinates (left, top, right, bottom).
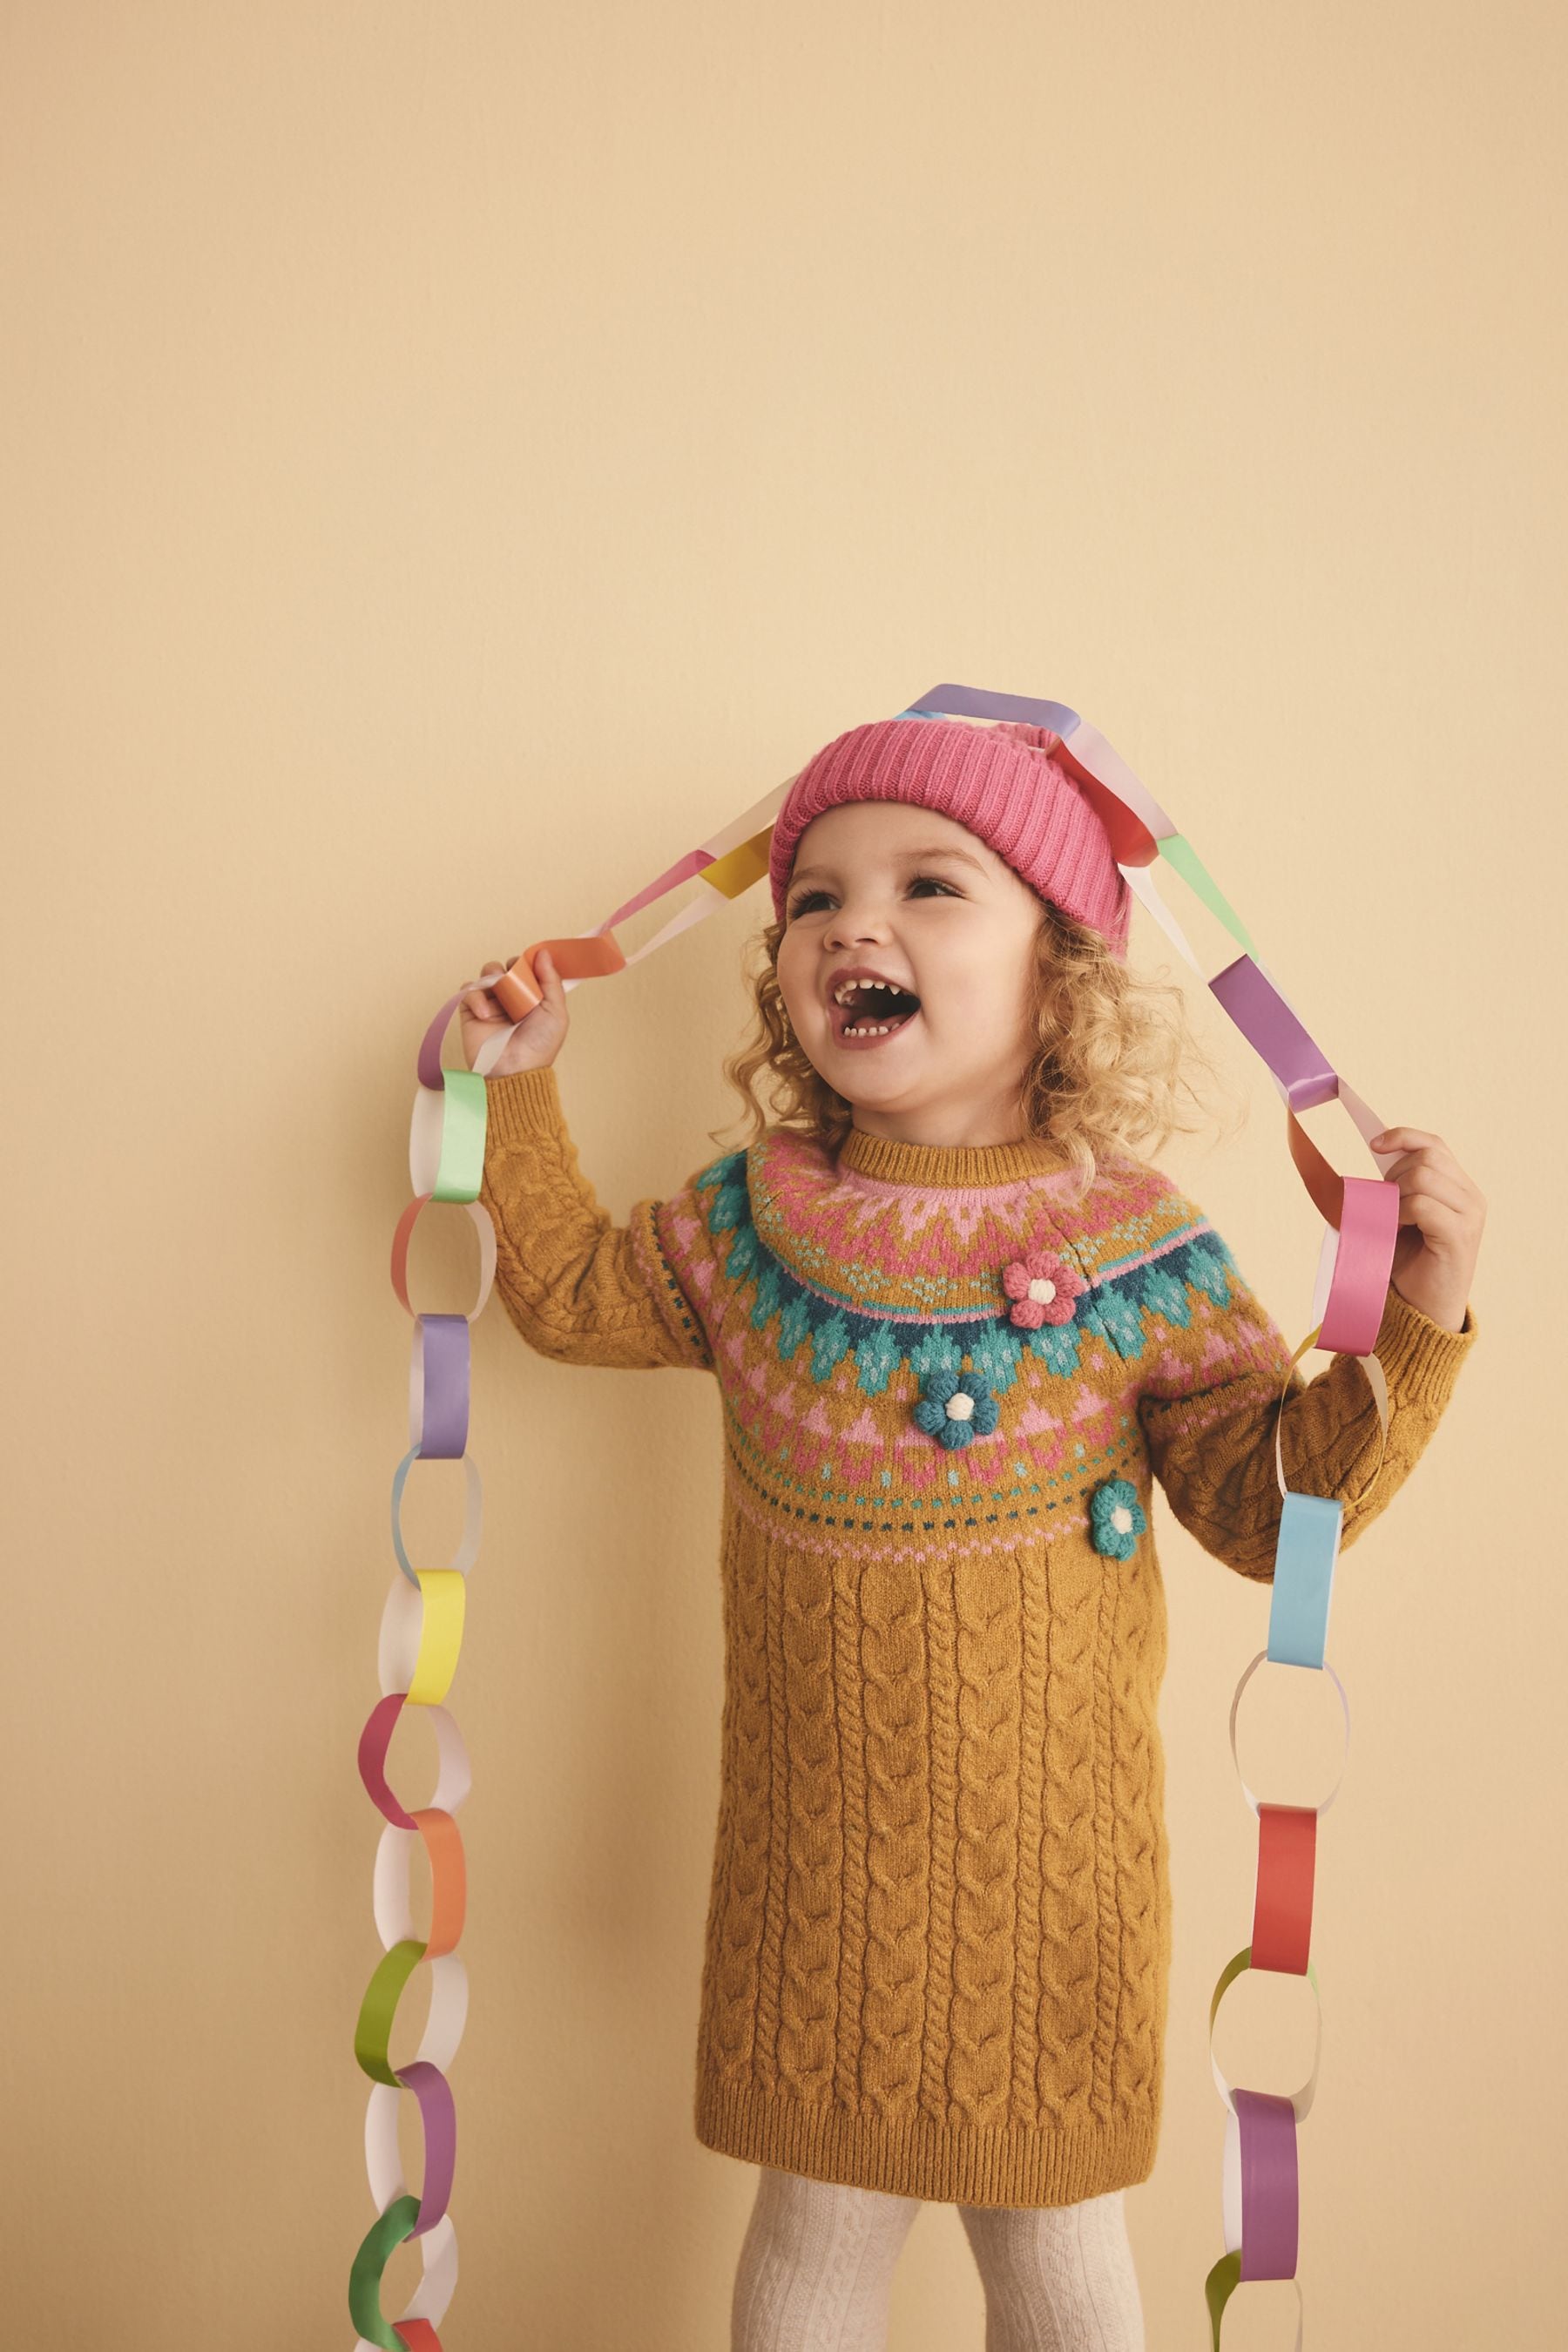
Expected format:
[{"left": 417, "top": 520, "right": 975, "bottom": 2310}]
[
  {"left": 842, "top": 1010, "right": 916, "bottom": 1036},
  {"left": 832, "top": 978, "right": 903, "bottom": 1005},
  {"left": 832, "top": 976, "right": 919, "bottom": 1036}
]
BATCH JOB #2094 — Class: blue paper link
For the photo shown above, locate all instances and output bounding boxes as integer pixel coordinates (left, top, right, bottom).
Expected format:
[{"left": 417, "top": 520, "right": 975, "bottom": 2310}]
[{"left": 1266, "top": 1491, "right": 1345, "bottom": 1670}]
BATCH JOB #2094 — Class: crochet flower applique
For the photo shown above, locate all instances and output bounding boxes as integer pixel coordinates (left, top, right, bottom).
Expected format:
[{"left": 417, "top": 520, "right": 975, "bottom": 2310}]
[
  {"left": 1002, "top": 1245, "right": 1087, "bottom": 1329},
  {"left": 1089, "top": 1477, "right": 1147, "bottom": 1561},
  {"left": 913, "top": 1367, "right": 1000, "bottom": 1450}
]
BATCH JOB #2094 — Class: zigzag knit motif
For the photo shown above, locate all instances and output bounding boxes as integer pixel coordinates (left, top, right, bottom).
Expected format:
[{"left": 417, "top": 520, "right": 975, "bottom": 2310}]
[{"left": 478, "top": 1064, "right": 1477, "bottom": 2207}]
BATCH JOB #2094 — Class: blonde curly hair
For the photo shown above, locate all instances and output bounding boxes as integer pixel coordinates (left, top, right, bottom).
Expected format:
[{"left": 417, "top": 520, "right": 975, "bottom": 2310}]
[{"left": 706, "top": 898, "right": 1249, "bottom": 1208}]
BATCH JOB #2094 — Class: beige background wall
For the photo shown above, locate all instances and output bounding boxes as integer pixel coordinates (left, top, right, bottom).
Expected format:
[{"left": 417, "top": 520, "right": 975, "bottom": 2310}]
[{"left": 4, "top": 3, "right": 1559, "bottom": 2344}]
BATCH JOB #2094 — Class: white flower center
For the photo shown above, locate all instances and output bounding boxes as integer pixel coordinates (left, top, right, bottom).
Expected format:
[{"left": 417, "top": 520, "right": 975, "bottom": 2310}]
[
  {"left": 946, "top": 1394, "right": 975, "bottom": 1422},
  {"left": 1028, "top": 1277, "right": 1058, "bottom": 1304},
  {"left": 1111, "top": 1505, "right": 1134, "bottom": 1533}
]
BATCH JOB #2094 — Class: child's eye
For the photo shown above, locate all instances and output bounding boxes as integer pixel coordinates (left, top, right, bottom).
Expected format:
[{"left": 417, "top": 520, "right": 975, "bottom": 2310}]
[{"left": 787, "top": 874, "right": 957, "bottom": 918}]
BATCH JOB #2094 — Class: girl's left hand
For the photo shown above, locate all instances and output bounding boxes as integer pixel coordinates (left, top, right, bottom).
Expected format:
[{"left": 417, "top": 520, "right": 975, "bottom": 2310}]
[{"left": 1366, "top": 1126, "right": 1486, "bottom": 1334}]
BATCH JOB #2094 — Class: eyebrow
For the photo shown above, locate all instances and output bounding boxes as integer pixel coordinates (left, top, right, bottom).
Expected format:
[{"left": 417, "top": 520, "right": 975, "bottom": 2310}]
[{"left": 787, "top": 842, "right": 991, "bottom": 888}]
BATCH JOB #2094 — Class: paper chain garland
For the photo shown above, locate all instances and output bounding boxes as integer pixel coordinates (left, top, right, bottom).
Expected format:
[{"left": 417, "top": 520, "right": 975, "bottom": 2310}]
[{"left": 351, "top": 682, "right": 1399, "bottom": 2347}]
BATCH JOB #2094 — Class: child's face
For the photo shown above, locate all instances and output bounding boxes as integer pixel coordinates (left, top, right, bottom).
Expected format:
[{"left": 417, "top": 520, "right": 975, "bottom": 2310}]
[{"left": 775, "top": 801, "right": 1048, "bottom": 1144}]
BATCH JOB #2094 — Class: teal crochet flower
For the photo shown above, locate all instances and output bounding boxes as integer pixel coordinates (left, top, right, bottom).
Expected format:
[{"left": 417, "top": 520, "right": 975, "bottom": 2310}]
[
  {"left": 1089, "top": 1477, "right": 1147, "bottom": 1560},
  {"left": 913, "top": 1366, "right": 1000, "bottom": 1450}
]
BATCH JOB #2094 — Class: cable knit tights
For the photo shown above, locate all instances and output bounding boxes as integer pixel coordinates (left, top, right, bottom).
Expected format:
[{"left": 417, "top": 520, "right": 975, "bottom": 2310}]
[{"left": 731, "top": 2165, "right": 1146, "bottom": 2351}]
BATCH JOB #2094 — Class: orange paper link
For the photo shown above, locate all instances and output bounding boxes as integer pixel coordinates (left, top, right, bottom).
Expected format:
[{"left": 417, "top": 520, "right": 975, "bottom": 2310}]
[
  {"left": 491, "top": 932, "right": 628, "bottom": 1019},
  {"left": 410, "top": 1807, "right": 468, "bottom": 1958}
]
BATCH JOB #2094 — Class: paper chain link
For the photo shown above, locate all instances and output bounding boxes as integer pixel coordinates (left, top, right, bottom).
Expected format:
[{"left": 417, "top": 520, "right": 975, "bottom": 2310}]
[{"left": 350, "top": 683, "right": 1402, "bottom": 2346}]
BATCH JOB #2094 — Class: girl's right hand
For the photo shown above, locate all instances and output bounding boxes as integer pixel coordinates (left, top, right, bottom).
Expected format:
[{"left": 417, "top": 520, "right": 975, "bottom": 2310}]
[{"left": 458, "top": 949, "right": 570, "bottom": 1076}]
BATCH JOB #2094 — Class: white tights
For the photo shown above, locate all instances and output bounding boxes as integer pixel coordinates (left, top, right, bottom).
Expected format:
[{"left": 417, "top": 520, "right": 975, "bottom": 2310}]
[{"left": 731, "top": 2165, "right": 1146, "bottom": 2352}]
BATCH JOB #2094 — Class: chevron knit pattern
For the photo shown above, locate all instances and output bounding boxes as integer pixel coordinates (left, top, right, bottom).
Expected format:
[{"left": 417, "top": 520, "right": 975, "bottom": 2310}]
[{"left": 478, "top": 1064, "right": 1477, "bottom": 2207}]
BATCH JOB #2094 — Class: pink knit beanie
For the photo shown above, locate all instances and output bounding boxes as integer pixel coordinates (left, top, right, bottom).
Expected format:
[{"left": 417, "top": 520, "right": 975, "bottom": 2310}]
[{"left": 767, "top": 715, "right": 1132, "bottom": 959}]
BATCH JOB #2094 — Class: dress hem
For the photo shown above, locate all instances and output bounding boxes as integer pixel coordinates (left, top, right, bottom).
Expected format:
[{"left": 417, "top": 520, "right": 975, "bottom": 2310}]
[{"left": 693, "top": 2072, "right": 1159, "bottom": 2207}]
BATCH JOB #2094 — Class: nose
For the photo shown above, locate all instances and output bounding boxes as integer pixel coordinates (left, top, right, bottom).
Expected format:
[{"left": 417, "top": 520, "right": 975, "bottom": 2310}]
[{"left": 824, "top": 894, "right": 893, "bottom": 950}]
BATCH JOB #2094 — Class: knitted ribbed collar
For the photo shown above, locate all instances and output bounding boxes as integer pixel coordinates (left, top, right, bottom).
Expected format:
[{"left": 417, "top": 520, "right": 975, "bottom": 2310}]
[{"left": 836, "top": 1122, "right": 1071, "bottom": 1189}]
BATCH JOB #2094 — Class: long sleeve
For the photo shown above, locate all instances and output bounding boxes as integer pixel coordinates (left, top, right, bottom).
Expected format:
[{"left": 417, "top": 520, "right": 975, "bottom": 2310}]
[
  {"left": 1134, "top": 1192, "right": 1479, "bottom": 1581},
  {"left": 476, "top": 1064, "right": 718, "bottom": 1374}
]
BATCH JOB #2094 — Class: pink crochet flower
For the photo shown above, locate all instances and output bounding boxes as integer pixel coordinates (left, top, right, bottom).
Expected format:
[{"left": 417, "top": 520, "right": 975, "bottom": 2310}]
[{"left": 1002, "top": 1246, "right": 1087, "bottom": 1328}]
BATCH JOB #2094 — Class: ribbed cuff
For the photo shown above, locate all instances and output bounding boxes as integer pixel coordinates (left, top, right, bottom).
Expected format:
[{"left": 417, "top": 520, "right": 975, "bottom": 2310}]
[
  {"left": 1368, "top": 1281, "right": 1477, "bottom": 1411},
  {"left": 481, "top": 1063, "right": 565, "bottom": 1147}
]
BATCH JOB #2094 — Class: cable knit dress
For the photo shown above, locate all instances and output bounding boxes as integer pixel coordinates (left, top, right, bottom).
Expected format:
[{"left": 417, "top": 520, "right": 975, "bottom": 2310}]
[{"left": 477, "top": 1064, "right": 1477, "bottom": 2208}]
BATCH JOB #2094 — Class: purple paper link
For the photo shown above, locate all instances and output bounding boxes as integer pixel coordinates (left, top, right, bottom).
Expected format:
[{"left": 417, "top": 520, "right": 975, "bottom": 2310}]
[
  {"left": 1210, "top": 957, "right": 1338, "bottom": 1112},
  {"left": 417, "top": 1315, "right": 470, "bottom": 1459},
  {"left": 417, "top": 992, "right": 468, "bottom": 1092},
  {"left": 1235, "top": 2088, "right": 1299, "bottom": 2281},
  {"left": 394, "top": 2058, "right": 457, "bottom": 2235},
  {"left": 908, "top": 682, "right": 1083, "bottom": 734}
]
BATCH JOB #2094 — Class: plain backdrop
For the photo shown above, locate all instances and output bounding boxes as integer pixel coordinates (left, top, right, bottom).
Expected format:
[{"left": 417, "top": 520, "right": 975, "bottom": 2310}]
[{"left": 3, "top": 3, "right": 1559, "bottom": 2346}]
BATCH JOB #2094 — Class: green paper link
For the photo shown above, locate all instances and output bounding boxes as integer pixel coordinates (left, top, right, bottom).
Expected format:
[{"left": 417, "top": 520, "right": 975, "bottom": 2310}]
[
  {"left": 355, "top": 1936, "right": 429, "bottom": 2086},
  {"left": 348, "top": 2192, "right": 423, "bottom": 2349},
  {"left": 1209, "top": 1943, "right": 1322, "bottom": 2032},
  {"left": 1158, "top": 835, "right": 1259, "bottom": 959},
  {"left": 432, "top": 1068, "right": 487, "bottom": 1204},
  {"left": 1205, "top": 2247, "right": 1242, "bottom": 2347}
]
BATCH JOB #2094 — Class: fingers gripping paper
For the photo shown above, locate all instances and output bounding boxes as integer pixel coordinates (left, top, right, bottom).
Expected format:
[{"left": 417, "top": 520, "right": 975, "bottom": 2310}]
[{"left": 350, "top": 685, "right": 1400, "bottom": 2348}]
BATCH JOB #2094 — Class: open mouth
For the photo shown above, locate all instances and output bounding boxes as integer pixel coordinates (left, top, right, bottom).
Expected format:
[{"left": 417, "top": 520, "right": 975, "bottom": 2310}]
[{"left": 830, "top": 980, "right": 923, "bottom": 1041}]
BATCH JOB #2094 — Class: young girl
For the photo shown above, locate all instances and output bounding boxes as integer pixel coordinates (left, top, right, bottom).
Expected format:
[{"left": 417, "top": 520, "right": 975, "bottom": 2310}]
[{"left": 460, "top": 714, "right": 1484, "bottom": 2351}]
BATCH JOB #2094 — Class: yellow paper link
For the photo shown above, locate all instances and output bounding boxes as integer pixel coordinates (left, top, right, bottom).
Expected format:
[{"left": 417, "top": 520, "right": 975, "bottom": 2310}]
[
  {"left": 700, "top": 824, "right": 776, "bottom": 901},
  {"left": 1275, "top": 1325, "right": 1391, "bottom": 1509},
  {"left": 406, "top": 1570, "right": 467, "bottom": 1707}
]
